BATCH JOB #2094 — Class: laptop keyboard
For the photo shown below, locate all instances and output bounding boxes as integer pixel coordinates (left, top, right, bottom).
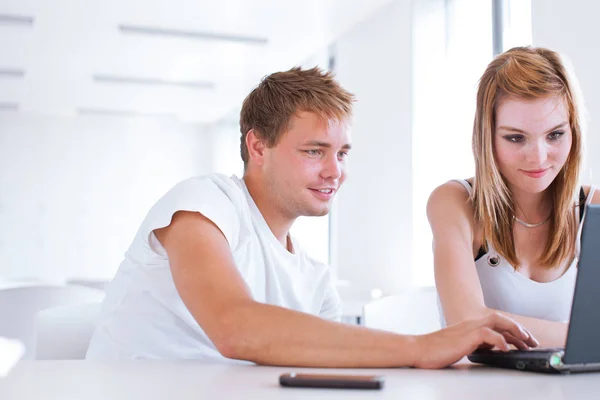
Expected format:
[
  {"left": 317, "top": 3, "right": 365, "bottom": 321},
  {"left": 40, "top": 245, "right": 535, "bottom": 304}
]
[
  {"left": 488, "top": 347, "right": 564, "bottom": 354},
  {"left": 512, "top": 347, "right": 563, "bottom": 353}
]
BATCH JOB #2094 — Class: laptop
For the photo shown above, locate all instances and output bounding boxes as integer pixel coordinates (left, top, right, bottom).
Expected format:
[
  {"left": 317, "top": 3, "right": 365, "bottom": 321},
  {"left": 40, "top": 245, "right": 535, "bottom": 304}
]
[{"left": 468, "top": 204, "right": 600, "bottom": 373}]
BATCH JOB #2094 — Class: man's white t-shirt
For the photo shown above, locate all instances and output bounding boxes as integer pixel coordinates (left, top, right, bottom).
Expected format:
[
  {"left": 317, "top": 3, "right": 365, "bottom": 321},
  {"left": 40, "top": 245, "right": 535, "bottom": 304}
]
[{"left": 85, "top": 174, "right": 341, "bottom": 361}]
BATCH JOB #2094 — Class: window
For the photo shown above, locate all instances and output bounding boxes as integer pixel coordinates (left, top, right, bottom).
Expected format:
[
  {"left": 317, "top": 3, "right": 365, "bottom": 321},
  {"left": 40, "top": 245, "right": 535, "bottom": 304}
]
[
  {"left": 499, "top": 0, "right": 532, "bottom": 52},
  {"left": 412, "top": 0, "right": 493, "bottom": 287},
  {"left": 412, "top": 0, "right": 533, "bottom": 287}
]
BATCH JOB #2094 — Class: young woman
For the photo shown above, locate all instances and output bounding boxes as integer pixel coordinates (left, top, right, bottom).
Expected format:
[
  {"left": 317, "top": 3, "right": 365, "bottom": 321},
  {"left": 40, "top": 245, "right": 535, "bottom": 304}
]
[{"left": 428, "top": 46, "right": 599, "bottom": 347}]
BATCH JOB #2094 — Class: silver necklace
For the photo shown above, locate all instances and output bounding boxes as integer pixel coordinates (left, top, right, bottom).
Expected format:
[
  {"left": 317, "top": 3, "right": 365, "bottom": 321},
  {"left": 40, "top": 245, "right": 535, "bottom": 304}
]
[{"left": 513, "top": 214, "right": 550, "bottom": 228}]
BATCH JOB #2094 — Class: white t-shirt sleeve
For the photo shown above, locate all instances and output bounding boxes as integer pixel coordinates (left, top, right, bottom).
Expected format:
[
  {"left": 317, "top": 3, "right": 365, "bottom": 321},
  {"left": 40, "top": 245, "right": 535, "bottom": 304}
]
[
  {"left": 140, "top": 176, "right": 244, "bottom": 253},
  {"left": 319, "top": 273, "right": 342, "bottom": 322}
]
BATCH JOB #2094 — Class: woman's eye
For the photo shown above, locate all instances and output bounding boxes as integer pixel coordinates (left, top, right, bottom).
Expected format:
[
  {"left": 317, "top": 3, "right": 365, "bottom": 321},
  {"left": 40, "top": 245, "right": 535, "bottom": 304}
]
[
  {"left": 504, "top": 135, "right": 525, "bottom": 143},
  {"left": 548, "top": 130, "right": 565, "bottom": 140}
]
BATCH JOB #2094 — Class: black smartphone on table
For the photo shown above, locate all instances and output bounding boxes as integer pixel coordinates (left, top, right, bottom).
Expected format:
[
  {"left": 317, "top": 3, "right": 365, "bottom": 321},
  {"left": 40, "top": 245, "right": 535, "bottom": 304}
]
[{"left": 279, "top": 372, "right": 384, "bottom": 390}]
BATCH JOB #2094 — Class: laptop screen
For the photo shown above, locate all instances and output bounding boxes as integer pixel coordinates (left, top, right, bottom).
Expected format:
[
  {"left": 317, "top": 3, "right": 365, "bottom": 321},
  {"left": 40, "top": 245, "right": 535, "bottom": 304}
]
[{"left": 564, "top": 204, "right": 600, "bottom": 365}]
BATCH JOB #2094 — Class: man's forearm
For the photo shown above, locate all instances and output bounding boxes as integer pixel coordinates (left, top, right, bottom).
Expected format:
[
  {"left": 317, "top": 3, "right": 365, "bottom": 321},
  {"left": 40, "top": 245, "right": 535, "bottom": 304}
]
[{"left": 214, "top": 302, "right": 418, "bottom": 367}]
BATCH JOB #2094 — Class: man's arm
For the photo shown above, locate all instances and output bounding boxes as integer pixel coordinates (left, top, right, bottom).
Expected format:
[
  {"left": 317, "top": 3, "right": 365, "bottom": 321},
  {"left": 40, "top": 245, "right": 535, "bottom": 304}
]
[{"left": 155, "top": 211, "right": 537, "bottom": 368}]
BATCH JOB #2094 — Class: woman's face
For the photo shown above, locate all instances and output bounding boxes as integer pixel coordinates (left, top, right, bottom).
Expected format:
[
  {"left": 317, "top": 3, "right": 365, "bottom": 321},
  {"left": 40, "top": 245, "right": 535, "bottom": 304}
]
[{"left": 494, "top": 96, "right": 572, "bottom": 194}]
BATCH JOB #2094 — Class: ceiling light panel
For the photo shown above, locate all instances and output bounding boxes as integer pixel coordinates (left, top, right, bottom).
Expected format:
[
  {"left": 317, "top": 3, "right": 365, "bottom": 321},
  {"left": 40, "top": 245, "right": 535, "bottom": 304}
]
[
  {"left": 92, "top": 74, "right": 214, "bottom": 89},
  {"left": 0, "top": 14, "right": 34, "bottom": 27},
  {"left": 76, "top": 107, "right": 175, "bottom": 119},
  {"left": 0, "top": 68, "right": 25, "bottom": 78},
  {"left": 119, "top": 24, "right": 268, "bottom": 45},
  {"left": 0, "top": 102, "right": 19, "bottom": 110}
]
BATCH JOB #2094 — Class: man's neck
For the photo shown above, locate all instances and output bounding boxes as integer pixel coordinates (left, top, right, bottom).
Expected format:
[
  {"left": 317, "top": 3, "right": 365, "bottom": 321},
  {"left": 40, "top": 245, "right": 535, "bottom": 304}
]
[{"left": 243, "top": 174, "right": 295, "bottom": 250}]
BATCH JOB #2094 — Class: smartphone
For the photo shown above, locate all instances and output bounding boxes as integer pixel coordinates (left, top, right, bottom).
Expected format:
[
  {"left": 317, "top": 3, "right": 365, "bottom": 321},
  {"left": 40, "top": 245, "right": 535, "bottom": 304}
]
[{"left": 279, "top": 372, "right": 384, "bottom": 390}]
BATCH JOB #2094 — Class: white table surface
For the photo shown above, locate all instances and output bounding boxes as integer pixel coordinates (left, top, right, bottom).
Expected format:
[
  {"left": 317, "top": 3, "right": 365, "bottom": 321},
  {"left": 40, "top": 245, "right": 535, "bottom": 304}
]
[{"left": 0, "top": 360, "right": 597, "bottom": 399}]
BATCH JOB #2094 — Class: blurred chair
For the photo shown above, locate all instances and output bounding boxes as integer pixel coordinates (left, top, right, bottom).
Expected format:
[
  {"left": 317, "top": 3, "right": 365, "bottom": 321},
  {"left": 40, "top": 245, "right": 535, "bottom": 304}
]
[
  {"left": 34, "top": 302, "right": 102, "bottom": 360},
  {"left": 67, "top": 278, "right": 110, "bottom": 291},
  {"left": 362, "top": 287, "right": 441, "bottom": 335},
  {"left": 0, "top": 337, "right": 25, "bottom": 377},
  {"left": 0, "top": 285, "right": 105, "bottom": 359}
]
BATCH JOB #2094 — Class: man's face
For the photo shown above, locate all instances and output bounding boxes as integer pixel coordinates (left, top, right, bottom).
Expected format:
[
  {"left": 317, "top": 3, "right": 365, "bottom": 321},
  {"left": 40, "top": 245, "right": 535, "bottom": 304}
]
[{"left": 262, "top": 111, "right": 351, "bottom": 219}]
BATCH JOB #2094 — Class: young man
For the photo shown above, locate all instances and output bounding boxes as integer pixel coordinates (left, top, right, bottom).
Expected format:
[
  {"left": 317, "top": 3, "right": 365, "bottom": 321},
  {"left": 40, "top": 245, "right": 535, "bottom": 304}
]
[{"left": 86, "top": 67, "right": 537, "bottom": 367}]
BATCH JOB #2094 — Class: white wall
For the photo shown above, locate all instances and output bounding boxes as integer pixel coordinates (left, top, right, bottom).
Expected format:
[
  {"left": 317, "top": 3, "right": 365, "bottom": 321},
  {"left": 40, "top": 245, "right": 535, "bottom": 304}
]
[
  {"left": 333, "top": 0, "right": 413, "bottom": 297},
  {"left": 531, "top": 0, "right": 600, "bottom": 185},
  {"left": 0, "top": 114, "right": 209, "bottom": 283},
  {"left": 208, "top": 115, "right": 244, "bottom": 177}
]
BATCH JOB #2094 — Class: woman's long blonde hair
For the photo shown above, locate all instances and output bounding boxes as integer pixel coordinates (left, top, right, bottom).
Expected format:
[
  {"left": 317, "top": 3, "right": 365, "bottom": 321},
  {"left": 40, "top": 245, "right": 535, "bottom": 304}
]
[{"left": 472, "top": 46, "right": 585, "bottom": 268}]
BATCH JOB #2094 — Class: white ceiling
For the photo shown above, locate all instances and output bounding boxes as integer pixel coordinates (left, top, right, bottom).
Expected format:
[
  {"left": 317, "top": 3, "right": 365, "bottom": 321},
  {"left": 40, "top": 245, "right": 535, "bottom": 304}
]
[{"left": 0, "top": 0, "right": 393, "bottom": 124}]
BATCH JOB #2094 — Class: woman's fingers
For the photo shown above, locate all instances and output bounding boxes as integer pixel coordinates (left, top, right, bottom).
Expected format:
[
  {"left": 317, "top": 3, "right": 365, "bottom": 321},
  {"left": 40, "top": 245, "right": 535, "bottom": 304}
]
[
  {"left": 502, "top": 332, "right": 530, "bottom": 350},
  {"left": 482, "top": 312, "right": 538, "bottom": 347},
  {"left": 477, "top": 327, "right": 510, "bottom": 352}
]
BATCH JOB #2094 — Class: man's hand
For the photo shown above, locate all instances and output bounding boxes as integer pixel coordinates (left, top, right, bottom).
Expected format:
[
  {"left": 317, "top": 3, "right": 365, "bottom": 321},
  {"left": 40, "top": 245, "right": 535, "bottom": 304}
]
[{"left": 413, "top": 312, "right": 539, "bottom": 369}]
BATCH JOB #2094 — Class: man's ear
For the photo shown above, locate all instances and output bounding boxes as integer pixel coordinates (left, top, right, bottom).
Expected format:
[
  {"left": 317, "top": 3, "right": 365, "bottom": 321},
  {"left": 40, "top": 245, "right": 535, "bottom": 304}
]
[{"left": 246, "top": 129, "right": 266, "bottom": 166}]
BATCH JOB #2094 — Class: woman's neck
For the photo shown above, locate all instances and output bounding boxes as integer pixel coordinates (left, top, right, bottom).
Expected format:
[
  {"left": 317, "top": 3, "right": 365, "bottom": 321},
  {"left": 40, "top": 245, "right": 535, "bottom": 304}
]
[{"left": 511, "top": 186, "right": 553, "bottom": 223}]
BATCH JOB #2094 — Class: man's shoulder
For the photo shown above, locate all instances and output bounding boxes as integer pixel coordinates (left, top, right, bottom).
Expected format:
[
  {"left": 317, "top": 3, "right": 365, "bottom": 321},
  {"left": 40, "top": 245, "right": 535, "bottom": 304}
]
[
  {"left": 175, "top": 173, "right": 244, "bottom": 194},
  {"left": 166, "top": 173, "right": 248, "bottom": 209},
  {"left": 139, "top": 173, "right": 250, "bottom": 249}
]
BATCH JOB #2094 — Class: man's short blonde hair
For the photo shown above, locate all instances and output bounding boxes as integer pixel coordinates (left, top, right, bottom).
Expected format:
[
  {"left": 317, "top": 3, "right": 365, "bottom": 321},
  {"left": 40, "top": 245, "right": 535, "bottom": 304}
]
[{"left": 239, "top": 66, "right": 355, "bottom": 167}]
